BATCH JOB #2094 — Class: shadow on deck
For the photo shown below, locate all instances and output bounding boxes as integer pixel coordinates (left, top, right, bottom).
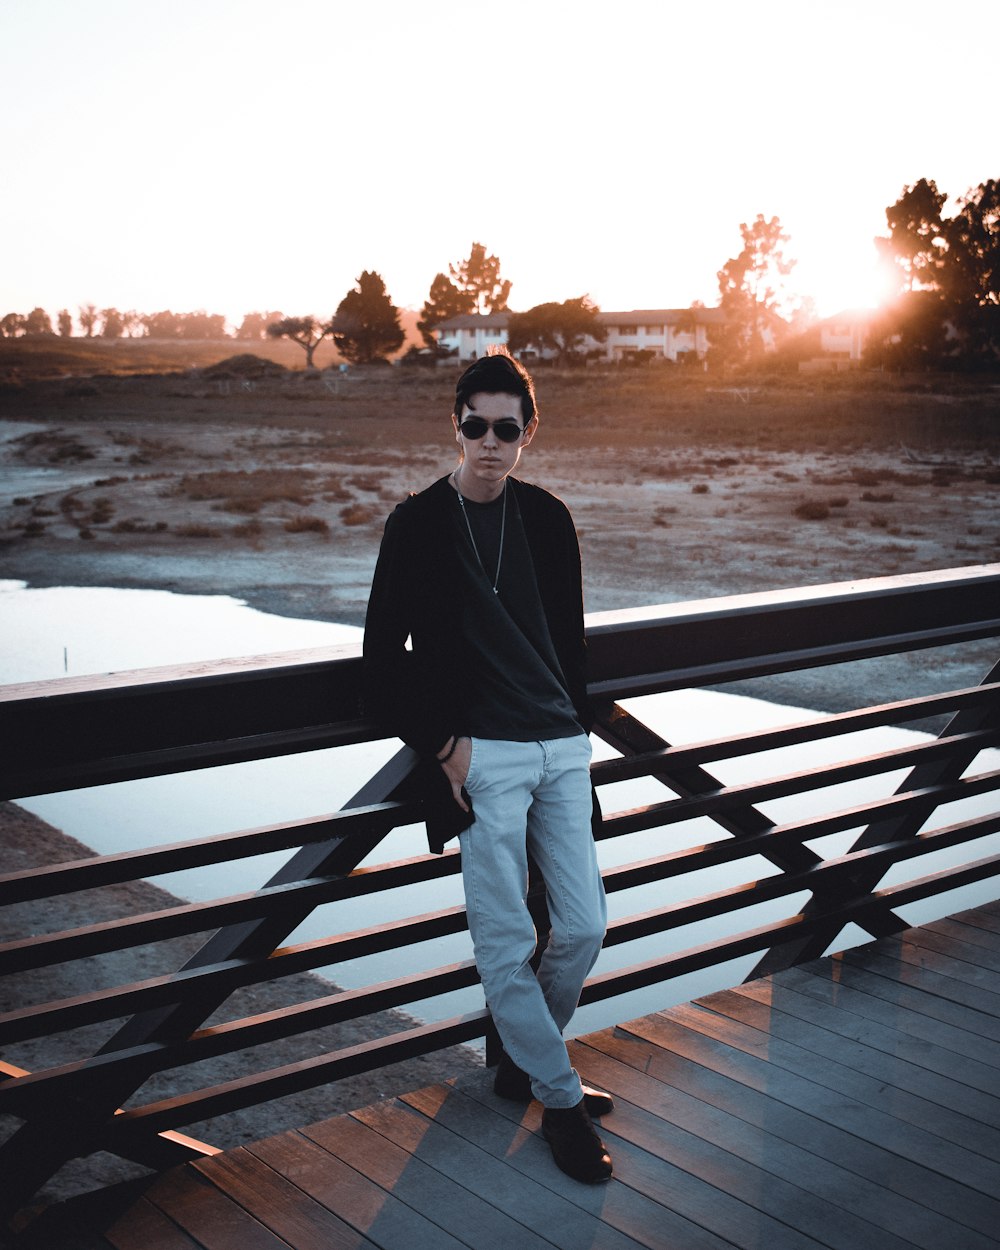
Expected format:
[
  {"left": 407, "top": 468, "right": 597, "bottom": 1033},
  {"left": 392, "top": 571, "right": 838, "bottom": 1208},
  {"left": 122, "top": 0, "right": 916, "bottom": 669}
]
[{"left": 25, "top": 899, "right": 1000, "bottom": 1250}]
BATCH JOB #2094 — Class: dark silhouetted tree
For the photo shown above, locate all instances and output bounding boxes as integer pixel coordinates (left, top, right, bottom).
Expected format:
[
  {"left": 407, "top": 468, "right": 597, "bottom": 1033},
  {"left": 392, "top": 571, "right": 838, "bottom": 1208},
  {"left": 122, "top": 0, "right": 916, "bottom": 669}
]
[
  {"left": 332, "top": 271, "right": 404, "bottom": 364},
  {"left": 507, "top": 297, "right": 605, "bottom": 363},
  {"left": 941, "top": 179, "right": 1000, "bottom": 363},
  {"left": 875, "top": 178, "right": 947, "bottom": 294},
  {"left": 868, "top": 178, "right": 999, "bottom": 369},
  {"left": 417, "top": 273, "right": 474, "bottom": 348},
  {"left": 450, "top": 242, "right": 512, "bottom": 315},
  {"left": 100, "top": 308, "right": 124, "bottom": 338},
  {"left": 23, "top": 307, "right": 54, "bottom": 336},
  {"left": 713, "top": 214, "right": 795, "bottom": 366},
  {"left": 266, "top": 315, "right": 334, "bottom": 368},
  {"left": 0, "top": 313, "right": 25, "bottom": 337},
  {"left": 78, "top": 303, "right": 98, "bottom": 337},
  {"left": 57, "top": 309, "right": 73, "bottom": 337}
]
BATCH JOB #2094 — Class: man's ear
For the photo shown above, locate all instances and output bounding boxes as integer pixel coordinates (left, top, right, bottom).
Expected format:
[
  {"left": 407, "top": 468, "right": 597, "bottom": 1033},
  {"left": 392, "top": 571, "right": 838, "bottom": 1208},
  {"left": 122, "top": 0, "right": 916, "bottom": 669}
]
[{"left": 521, "top": 415, "right": 539, "bottom": 447}]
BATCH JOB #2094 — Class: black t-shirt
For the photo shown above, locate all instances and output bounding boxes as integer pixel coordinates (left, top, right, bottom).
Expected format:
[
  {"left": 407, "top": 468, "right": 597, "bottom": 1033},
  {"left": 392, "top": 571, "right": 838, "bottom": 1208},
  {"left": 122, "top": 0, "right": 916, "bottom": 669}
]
[{"left": 454, "top": 485, "right": 582, "bottom": 742}]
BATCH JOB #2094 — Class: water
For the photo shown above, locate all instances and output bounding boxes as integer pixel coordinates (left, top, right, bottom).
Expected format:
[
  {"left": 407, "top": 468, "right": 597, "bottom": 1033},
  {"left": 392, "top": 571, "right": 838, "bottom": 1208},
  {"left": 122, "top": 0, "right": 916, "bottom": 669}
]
[{"left": 3, "top": 580, "right": 998, "bottom": 1041}]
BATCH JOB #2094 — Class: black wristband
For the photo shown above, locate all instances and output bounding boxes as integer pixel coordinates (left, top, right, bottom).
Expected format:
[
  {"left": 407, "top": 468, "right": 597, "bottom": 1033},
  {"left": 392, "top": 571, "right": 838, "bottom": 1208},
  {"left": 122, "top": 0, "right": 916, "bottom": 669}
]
[{"left": 436, "top": 736, "right": 459, "bottom": 764}]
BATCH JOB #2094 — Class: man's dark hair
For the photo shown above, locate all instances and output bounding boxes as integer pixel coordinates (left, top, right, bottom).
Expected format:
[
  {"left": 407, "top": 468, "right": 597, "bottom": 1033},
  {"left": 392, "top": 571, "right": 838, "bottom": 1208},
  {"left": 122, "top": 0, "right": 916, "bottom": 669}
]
[{"left": 453, "top": 347, "right": 537, "bottom": 424}]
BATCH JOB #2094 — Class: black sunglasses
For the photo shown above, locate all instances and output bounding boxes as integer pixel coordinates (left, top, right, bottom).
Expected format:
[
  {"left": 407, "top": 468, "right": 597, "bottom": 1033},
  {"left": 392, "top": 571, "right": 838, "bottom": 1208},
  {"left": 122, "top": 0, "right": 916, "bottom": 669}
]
[{"left": 458, "top": 417, "right": 524, "bottom": 443}]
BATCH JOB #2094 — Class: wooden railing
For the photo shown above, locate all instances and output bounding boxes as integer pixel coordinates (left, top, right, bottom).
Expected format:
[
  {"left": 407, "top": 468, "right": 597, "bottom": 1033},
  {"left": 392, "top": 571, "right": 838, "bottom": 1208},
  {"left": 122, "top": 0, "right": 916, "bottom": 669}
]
[{"left": 2, "top": 564, "right": 999, "bottom": 1217}]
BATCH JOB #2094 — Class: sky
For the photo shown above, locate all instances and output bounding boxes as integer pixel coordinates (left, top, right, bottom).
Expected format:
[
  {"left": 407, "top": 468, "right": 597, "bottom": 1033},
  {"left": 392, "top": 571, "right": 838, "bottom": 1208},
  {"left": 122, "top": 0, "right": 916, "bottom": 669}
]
[{"left": 2, "top": 0, "right": 997, "bottom": 329}]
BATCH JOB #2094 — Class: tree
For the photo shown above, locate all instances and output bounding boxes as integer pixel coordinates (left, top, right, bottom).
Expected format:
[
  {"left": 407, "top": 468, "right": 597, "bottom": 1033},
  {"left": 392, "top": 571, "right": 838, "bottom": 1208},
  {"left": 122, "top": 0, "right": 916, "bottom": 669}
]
[
  {"left": 875, "top": 178, "right": 947, "bottom": 294},
  {"left": 941, "top": 180, "right": 1000, "bottom": 363},
  {"left": 266, "top": 316, "right": 334, "bottom": 368},
  {"left": 714, "top": 214, "right": 796, "bottom": 366},
  {"left": 23, "top": 307, "right": 54, "bottom": 336},
  {"left": 449, "top": 242, "right": 512, "bottom": 315},
  {"left": 122, "top": 310, "right": 143, "bottom": 337},
  {"left": 868, "top": 178, "right": 1000, "bottom": 369},
  {"left": 417, "top": 273, "right": 474, "bottom": 348},
  {"left": 57, "top": 309, "right": 73, "bottom": 337},
  {"left": 78, "top": 303, "right": 98, "bottom": 337},
  {"left": 507, "top": 297, "right": 606, "bottom": 363},
  {"left": 0, "top": 313, "right": 25, "bottom": 338},
  {"left": 332, "top": 271, "right": 404, "bottom": 364},
  {"left": 100, "top": 307, "right": 124, "bottom": 338},
  {"left": 237, "top": 311, "right": 284, "bottom": 340}
]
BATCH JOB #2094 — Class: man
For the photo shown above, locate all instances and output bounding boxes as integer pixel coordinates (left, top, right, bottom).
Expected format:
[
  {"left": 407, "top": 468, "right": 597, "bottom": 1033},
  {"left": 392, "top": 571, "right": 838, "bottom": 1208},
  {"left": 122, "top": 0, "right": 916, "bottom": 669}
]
[{"left": 363, "top": 349, "right": 614, "bottom": 1183}]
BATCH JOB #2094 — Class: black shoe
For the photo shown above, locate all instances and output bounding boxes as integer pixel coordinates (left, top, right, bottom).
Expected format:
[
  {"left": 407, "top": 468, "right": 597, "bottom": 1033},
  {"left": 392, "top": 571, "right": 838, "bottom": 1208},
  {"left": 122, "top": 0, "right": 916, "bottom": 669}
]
[
  {"left": 542, "top": 1099, "right": 613, "bottom": 1184},
  {"left": 494, "top": 1051, "right": 615, "bottom": 1117}
]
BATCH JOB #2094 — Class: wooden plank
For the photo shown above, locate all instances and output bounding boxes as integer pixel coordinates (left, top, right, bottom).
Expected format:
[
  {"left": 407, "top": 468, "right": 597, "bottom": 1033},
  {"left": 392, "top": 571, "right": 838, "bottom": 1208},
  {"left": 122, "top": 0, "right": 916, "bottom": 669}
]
[
  {"left": 798, "top": 953, "right": 1000, "bottom": 1040},
  {"left": 141, "top": 1167, "right": 291, "bottom": 1250},
  {"left": 554, "top": 1044, "right": 918, "bottom": 1250},
  {"left": 659, "top": 1000, "right": 1000, "bottom": 1189},
  {"left": 772, "top": 962, "right": 1000, "bottom": 1064},
  {"left": 612, "top": 1012, "right": 1000, "bottom": 1240},
  {"left": 921, "top": 915, "right": 1000, "bottom": 956},
  {"left": 435, "top": 1079, "right": 843, "bottom": 1250},
  {"left": 899, "top": 917, "right": 1000, "bottom": 967},
  {"left": 861, "top": 930, "right": 1000, "bottom": 991},
  {"left": 243, "top": 1129, "right": 465, "bottom": 1250},
  {"left": 105, "top": 1195, "right": 204, "bottom": 1250},
  {"left": 571, "top": 1030, "right": 985, "bottom": 1250},
  {"left": 689, "top": 989, "right": 1000, "bottom": 1142},
  {"left": 729, "top": 977, "right": 1000, "bottom": 1097},
  {"left": 297, "top": 1110, "right": 557, "bottom": 1250},
  {"left": 957, "top": 903, "right": 1000, "bottom": 935},
  {"left": 838, "top": 945, "right": 1000, "bottom": 1016},
  {"left": 193, "top": 1144, "right": 378, "bottom": 1250},
  {"left": 400, "top": 1081, "right": 727, "bottom": 1250}
]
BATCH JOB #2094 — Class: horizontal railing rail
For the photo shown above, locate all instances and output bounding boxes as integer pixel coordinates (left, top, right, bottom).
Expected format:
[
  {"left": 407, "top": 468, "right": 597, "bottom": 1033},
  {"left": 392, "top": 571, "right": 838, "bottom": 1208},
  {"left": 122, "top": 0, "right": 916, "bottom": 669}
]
[{"left": 1, "top": 563, "right": 998, "bottom": 1220}]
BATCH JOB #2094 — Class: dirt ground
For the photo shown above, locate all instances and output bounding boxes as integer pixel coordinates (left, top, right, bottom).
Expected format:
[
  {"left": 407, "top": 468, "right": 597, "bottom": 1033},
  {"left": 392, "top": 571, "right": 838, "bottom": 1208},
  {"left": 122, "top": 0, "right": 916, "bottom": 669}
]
[
  {"left": 2, "top": 358, "right": 999, "bottom": 710},
  {"left": 1, "top": 355, "right": 999, "bottom": 1215}
]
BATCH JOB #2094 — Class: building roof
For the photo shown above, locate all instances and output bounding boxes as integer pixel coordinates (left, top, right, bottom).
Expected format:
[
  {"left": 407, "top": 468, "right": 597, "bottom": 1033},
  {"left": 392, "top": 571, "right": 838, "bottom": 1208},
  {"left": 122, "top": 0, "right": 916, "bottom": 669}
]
[{"left": 437, "top": 307, "right": 728, "bottom": 332}]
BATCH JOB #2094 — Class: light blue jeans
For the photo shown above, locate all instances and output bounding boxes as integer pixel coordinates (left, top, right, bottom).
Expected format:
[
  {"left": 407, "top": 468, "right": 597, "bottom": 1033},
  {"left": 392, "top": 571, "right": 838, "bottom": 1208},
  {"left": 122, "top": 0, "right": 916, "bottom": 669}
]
[{"left": 458, "top": 733, "right": 607, "bottom": 1108}]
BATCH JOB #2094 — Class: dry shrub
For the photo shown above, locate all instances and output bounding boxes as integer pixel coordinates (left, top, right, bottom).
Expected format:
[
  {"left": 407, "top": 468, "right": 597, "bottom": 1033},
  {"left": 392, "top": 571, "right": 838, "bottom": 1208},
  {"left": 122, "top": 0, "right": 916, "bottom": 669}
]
[
  {"left": 215, "top": 498, "right": 261, "bottom": 514},
  {"left": 284, "top": 514, "right": 330, "bottom": 535},
  {"left": 175, "top": 468, "right": 315, "bottom": 507},
  {"left": 22, "top": 520, "right": 47, "bottom": 536},
  {"left": 827, "top": 496, "right": 849, "bottom": 508},
  {"left": 794, "top": 500, "right": 830, "bottom": 521},
  {"left": 112, "top": 518, "right": 167, "bottom": 533},
  {"left": 869, "top": 513, "right": 889, "bottom": 529},
  {"left": 340, "top": 503, "right": 381, "bottom": 527},
  {"left": 174, "top": 523, "right": 220, "bottom": 538},
  {"left": 78, "top": 527, "right": 95, "bottom": 540},
  {"left": 347, "top": 473, "right": 381, "bottom": 493},
  {"left": 232, "top": 518, "right": 263, "bottom": 538},
  {"left": 691, "top": 483, "right": 710, "bottom": 494},
  {"left": 860, "top": 490, "right": 895, "bottom": 503}
]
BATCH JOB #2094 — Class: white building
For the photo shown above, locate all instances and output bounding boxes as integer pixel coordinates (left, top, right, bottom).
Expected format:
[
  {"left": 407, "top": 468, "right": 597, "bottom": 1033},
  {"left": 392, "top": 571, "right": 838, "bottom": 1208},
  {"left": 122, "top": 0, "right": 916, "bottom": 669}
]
[{"left": 435, "top": 308, "right": 729, "bottom": 363}]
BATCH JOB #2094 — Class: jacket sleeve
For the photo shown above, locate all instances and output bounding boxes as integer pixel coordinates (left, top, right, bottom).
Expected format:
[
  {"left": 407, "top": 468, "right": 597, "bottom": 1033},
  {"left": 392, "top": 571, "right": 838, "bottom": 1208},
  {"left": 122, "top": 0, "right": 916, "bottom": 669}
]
[
  {"left": 558, "top": 513, "right": 593, "bottom": 733},
  {"left": 363, "top": 504, "right": 454, "bottom": 758}
]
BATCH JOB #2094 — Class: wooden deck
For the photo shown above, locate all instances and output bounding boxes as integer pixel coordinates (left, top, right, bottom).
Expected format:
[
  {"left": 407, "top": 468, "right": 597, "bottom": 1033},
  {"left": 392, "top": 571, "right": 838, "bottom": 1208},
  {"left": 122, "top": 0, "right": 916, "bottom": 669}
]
[{"left": 33, "top": 902, "right": 1000, "bottom": 1249}]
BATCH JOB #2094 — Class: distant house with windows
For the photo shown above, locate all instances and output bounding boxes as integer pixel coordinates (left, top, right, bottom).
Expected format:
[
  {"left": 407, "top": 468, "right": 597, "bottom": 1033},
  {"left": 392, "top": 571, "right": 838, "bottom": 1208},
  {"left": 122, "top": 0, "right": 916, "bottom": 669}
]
[
  {"left": 795, "top": 309, "right": 876, "bottom": 371},
  {"left": 434, "top": 308, "right": 730, "bottom": 363}
]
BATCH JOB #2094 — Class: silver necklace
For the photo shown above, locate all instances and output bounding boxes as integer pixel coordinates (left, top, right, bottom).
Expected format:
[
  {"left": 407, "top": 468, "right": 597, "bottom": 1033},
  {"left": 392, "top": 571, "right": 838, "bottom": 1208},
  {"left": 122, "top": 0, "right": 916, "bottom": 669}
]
[{"left": 455, "top": 476, "right": 507, "bottom": 594}]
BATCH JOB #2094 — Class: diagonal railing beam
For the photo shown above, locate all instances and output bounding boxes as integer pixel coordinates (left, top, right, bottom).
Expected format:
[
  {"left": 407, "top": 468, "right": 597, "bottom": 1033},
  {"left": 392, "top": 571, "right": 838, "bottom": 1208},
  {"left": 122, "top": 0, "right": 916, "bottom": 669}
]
[
  {"left": 0, "top": 743, "right": 423, "bottom": 1220},
  {"left": 749, "top": 657, "right": 1000, "bottom": 978}
]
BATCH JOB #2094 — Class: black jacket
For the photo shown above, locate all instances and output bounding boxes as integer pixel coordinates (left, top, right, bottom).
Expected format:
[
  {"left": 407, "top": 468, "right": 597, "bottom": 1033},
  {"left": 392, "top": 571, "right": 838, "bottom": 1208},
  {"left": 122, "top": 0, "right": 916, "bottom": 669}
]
[{"left": 363, "top": 475, "right": 592, "bottom": 851}]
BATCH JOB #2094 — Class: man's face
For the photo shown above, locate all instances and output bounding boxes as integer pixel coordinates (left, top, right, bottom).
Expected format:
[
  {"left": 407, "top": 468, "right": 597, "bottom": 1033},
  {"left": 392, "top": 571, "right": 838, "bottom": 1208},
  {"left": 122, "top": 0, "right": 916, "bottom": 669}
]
[{"left": 453, "top": 391, "right": 536, "bottom": 496}]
